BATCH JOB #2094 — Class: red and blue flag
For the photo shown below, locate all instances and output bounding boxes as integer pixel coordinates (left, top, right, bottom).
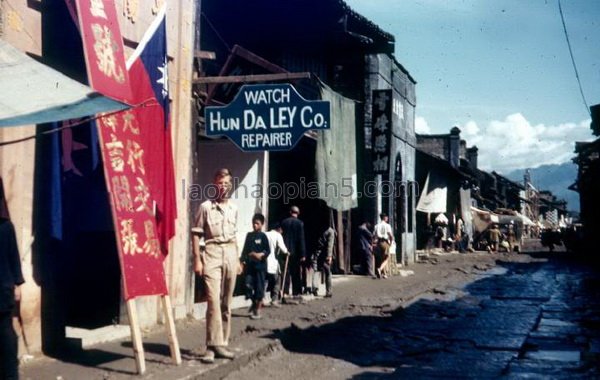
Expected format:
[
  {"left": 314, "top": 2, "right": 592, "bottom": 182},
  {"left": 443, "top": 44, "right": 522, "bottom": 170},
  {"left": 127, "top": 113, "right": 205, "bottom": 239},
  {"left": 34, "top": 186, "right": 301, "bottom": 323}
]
[{"left": 126, "top": 5, "right": 177, "bottom": 255}]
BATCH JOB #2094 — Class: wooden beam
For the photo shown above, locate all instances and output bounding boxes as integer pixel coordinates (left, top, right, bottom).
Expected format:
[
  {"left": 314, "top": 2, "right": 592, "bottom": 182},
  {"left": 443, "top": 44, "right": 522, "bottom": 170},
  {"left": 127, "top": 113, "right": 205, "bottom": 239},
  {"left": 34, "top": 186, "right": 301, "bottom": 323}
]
[
  {"left": 193, "top": 72, "right": 311, "bottom": 85},
  {"left": 194, "top": 50, "right": 216, "bottom": 60},
  {"left": 126, "top": 299, "right": 146, "bottom": 375},
  {"left": 231, "top": 45, "right": 287, "bottom": 74},
  {"left": 161, "top": 295, "right": 182, "bottom": 365},
  {"left": 336, "top": 210, "right": 345, "bottom": 273}
]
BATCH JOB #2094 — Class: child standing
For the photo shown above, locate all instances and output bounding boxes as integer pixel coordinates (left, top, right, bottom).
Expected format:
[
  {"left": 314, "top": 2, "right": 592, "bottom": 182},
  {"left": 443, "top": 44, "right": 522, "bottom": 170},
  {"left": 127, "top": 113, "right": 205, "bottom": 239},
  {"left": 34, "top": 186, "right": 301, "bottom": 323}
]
[
  {"left": 241, "top": 213, "right": 271, "bottom": 319},
  {"left": 265, "top": 223, "right": 289, "bottom": 307}
]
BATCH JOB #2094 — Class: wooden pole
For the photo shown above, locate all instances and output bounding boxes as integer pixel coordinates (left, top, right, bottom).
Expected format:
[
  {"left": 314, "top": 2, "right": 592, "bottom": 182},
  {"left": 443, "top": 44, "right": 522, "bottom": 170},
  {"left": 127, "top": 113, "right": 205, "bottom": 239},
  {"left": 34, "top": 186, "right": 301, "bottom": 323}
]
[
  {"left": 336, "top": 210, "right": 344, "bottom": 273},
  {"left": 345, "top": 211, "right": 352, "bottom": 273},
  {"left": 126, "top": 299, "right": 146, "bottom": 375},
  {"left": 279, "top": 254, "right": 290, "bottom": 300},
  {"left": 161, "top": 295, "right": 182, "bottom": 365}
]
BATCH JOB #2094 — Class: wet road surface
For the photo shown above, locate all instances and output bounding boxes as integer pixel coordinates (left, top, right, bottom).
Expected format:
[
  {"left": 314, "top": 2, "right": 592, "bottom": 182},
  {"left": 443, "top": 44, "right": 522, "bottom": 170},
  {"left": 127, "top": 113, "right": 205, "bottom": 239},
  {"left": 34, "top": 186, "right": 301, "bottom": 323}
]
[{"left": 229, "top": 254, "right": 600, "bottom": 379}]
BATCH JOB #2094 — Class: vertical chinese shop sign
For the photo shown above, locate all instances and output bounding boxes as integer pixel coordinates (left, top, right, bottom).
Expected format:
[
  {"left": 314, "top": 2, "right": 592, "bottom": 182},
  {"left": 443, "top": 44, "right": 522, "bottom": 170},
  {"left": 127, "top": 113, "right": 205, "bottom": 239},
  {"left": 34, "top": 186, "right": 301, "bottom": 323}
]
[
  {"left": 75, "top": 0, "right": 167, "bottom": 300},
  {"left": 75, "top": 0, "right": 132, "bottom": 102},
  {"left": 74, "top": 2, "right": 178, "bottom": 373},
  {"left": 372, "top": 90, "right": 392, "bottom": 175},
  {"left": 96, "top": 110, "right": 168, "bottom": 299}
]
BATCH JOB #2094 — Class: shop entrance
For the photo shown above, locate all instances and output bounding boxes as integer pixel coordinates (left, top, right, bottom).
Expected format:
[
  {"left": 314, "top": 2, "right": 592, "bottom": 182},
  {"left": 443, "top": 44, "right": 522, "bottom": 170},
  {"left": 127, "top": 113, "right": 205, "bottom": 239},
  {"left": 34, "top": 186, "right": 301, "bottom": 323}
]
[
  {"left": 269, "top": 137, "right": 330, "bottom": 259},
  {"left": 36, "top": 1, "right": 122, "bottom": 353}
]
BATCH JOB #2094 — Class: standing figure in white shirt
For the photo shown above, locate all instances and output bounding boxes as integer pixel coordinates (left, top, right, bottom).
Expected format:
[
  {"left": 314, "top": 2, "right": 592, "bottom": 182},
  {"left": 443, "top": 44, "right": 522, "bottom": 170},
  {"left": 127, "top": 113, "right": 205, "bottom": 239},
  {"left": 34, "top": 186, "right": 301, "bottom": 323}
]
[
  {"left": 265, "top": 223, "right": 289, "bottom": 307},
  {"left": 373, "top": 213, "right": 394, "bottom": 279}
]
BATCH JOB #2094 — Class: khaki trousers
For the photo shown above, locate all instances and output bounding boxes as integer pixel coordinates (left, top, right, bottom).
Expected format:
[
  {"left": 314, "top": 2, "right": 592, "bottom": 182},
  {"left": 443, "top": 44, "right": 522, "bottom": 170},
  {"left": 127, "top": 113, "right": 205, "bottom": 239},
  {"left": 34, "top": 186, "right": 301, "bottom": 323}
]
[{"left": 203, "top": 242, "right": 238, "bottom": 347}]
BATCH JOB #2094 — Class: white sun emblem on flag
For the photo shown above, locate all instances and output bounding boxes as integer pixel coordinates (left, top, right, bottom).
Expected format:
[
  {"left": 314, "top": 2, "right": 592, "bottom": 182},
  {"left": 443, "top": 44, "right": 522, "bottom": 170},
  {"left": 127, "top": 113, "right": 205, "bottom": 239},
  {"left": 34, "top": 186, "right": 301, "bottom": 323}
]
[{"left": 156, "top": 57, "right": 168, "bottom": 99}]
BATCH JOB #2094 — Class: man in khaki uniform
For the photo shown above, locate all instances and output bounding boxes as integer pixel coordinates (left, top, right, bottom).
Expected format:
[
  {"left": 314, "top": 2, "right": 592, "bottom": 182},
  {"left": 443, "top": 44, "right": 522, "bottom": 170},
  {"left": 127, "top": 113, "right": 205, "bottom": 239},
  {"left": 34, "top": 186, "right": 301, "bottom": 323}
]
[{"left": 192, "top": 168, "right": 241, "bottom": 363}]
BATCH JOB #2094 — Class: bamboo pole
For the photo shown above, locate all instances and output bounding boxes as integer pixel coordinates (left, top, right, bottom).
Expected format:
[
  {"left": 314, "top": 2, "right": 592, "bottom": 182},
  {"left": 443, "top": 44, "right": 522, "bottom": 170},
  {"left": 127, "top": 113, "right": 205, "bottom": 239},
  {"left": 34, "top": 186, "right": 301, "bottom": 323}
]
[
  {"left": 126, "top": 299, "right": 146, "bottom": 375},
  {"left": 161, "top": 295, "right": 182, "bottom": 365}
]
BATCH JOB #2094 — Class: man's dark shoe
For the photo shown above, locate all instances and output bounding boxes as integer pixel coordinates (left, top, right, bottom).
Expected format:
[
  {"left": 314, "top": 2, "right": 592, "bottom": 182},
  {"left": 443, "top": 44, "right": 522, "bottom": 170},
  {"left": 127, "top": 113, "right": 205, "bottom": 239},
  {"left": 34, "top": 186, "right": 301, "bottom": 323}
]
[
  {"left": 282, "top": 297, "right": 299, "bottom": 305},
  {"left": 325, "top": 292, "right": 332, "bottom": 298},
  {"left": 213, "top": 346, "right": 235, "bottom": 360}
]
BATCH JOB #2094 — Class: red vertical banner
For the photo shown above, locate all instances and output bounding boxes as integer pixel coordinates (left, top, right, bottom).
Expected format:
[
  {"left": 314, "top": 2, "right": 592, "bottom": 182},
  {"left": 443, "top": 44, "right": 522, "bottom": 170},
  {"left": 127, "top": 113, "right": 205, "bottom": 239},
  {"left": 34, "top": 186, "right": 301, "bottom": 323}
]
[
  {"left": 75, "top": 0, "right": 167, "bottom": 299},
  {"left": 97, "top": 110, "right": 168, "bottom": 300},
  {"left": 75, "top": 0, "right": 132, "bottom": 102}
]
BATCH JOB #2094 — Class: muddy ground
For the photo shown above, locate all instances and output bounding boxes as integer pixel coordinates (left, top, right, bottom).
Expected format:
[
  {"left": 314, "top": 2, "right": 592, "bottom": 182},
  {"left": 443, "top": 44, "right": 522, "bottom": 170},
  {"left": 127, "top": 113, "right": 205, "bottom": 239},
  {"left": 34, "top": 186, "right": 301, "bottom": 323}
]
[{"left": 24, "top": 246, "right": 597, "bottom": 379}]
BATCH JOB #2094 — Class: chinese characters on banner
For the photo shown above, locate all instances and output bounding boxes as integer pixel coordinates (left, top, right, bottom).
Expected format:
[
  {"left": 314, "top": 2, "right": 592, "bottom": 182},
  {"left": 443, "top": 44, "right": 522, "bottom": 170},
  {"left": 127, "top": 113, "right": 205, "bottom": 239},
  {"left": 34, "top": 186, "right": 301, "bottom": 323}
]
[
  {"left": 97, "top": 110, "right": 168, "bottom": 300},
  {"left": 75, "top": 0, "right": 132, "bottom": 102},
  {"left": 372, "top": 90, "right": 392, "bottom": 174},
  {"left": 75, "top": 0, "right": 167, "bottom": 299}
]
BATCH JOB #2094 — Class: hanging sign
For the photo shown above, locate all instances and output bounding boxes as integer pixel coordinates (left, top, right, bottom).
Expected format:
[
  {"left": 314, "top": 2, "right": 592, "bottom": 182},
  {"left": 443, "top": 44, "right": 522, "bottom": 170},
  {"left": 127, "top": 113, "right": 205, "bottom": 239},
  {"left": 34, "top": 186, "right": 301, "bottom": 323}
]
[
  {"left": 76, "top": 0, "right": 132, "bottom": 102},
  {"left": 97, "top": 111, "right": 168, "bottom": 300},
  {"left": 205, "top": 83, "right": 330, "bottom": 152},
  {"left": 372, "top": 90, "right": 392, "bottom": 174}
]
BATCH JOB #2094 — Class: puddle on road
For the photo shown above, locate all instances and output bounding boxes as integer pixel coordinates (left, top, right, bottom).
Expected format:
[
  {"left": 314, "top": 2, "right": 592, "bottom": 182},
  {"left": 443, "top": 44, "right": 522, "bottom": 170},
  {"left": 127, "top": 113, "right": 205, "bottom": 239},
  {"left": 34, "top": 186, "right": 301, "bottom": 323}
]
[
  {"left": 458, "top": 265, "right": 509, "bottom": 296},
  {"left": 420, "top": 289, "right": 466, "bottom": 302},
  {"left": 526, "top": 350, "right": 581, "bottom": 362},
  {"left": 484, "top": 266, "right": 509, "bottom": 276}
]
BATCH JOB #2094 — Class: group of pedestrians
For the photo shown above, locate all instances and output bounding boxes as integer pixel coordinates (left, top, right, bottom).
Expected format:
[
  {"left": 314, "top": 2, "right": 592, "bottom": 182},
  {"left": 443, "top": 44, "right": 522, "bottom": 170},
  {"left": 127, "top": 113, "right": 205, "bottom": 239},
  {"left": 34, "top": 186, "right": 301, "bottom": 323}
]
[
  {"left": 481, "top": 223, "right": 517, "bottom": 253},
  {"left": 357, "top": 213, "right": 394, "bottom": 280},
  {"left": 191, "top": 168, "right": 335, "bottom": 364}
]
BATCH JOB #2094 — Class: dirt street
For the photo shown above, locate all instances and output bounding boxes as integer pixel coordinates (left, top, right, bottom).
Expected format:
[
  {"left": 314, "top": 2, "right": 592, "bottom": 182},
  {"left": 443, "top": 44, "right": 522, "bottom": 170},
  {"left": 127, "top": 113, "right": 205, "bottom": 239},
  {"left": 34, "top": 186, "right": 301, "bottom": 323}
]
[{"left": 23, "top": 250, "right": 573, "bottom": 379}]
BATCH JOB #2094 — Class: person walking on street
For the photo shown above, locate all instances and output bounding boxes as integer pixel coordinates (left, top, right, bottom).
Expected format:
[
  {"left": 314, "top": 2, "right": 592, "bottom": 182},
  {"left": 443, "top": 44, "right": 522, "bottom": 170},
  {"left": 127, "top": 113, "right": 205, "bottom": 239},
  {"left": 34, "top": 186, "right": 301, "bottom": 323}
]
[
  {"left": 488, "top": 224, "right": 502, "bottom": 253},
  {"left": 358, "top": 221, "right": 376, "bottom": 278},
  {"left": 191, "top": 168, "right": 241, "bottom": 364},
  {"left": 240, "top": 214, "right": 270, "bottom": 320},
  {"left": 0, "top": 180, "right": 24, "bottom": 380},
  {"left": 312, "top": 225, "right": 336, "bottom": 297},
  {"left": 374, "top": 213, "right": 394, "bottom": 279},
  {"left": 507, "top": 222, "right": 517, "bottom": 253},
  {"left": 281, "top": 205, "right": 306, "bottom": 301},
  {"left": 265, "top": 223, "right": 289, "bottom": 307}
]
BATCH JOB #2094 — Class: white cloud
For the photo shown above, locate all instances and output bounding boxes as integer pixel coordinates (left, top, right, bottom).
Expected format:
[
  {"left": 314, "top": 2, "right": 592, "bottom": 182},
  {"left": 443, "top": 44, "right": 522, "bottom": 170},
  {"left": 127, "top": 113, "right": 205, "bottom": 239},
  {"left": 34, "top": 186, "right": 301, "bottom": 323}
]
[
  {"left": 459, "top": 113, "right": 594, "bottom": 173},
  {"left": 463, "top": 120, "right": 479, "bottom": 136},
  {"left": 415, "top": 116, "right": 431, "bottom": 134}
]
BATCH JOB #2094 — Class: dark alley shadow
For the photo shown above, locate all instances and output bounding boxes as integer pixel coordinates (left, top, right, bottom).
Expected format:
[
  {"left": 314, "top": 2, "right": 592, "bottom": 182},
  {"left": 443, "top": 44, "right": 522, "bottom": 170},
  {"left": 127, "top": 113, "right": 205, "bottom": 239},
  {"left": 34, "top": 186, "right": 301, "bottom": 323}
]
[
  {"left": 273, "top": 255, "right": 600, "bottom": 378},
  {"left": 120, "top": 341, "right": 171, "bottom": 358},
  {"left": 45, "top": 342, "right": 170, "bottom": 376}
]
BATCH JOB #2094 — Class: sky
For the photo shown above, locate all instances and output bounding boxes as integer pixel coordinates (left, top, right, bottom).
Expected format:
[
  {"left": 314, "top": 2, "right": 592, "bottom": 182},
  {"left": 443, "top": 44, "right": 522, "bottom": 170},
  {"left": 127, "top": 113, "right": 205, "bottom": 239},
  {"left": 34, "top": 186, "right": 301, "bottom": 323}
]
[{"left": 344, "top": 0, "right": 599, "bottom": 173}]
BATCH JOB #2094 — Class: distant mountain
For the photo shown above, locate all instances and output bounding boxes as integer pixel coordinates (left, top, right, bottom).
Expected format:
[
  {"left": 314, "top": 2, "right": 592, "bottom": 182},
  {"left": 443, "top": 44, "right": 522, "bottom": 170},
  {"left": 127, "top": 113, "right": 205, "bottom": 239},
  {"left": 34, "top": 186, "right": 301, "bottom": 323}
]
[{"left": 505, "top": 163, "right": 579, "bottom": 212}]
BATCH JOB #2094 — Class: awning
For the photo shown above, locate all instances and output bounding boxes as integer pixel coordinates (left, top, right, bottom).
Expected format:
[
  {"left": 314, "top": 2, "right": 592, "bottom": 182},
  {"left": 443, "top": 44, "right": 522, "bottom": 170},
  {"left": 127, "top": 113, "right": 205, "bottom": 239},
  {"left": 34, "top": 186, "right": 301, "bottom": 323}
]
[
  {"left": 516, "top": 212, "right": 536, "bottom": 226},
  {"left": 316, "top": 82, "right": 357, "bottom": 211},
  {"left": 0, "top": 40, "right": 129, "bottom": 128},
  {"left": 471, "top": 206, "right": 500, "bottom": 232},
  {"left": 416, "top": 171, "right": 447, "bottom": 213}
]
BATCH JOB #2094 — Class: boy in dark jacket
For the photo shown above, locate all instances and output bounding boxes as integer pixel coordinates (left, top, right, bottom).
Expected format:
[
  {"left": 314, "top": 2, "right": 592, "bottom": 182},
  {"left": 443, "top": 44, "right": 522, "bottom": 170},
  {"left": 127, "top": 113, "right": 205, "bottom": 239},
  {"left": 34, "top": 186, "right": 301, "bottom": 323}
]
[{"left": 241, "top": 213, "right": 271, "bottom": 319}]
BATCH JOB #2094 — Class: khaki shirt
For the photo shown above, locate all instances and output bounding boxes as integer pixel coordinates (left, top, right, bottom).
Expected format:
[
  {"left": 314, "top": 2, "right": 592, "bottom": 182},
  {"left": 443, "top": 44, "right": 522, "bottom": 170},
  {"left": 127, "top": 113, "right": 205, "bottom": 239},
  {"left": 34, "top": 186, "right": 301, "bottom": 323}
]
[
  {"left": 191, "top": 199, "right": 238, "bottom": 244},
  {"left": 489, "top": 228, "right": 501, "bottom": 242}
]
